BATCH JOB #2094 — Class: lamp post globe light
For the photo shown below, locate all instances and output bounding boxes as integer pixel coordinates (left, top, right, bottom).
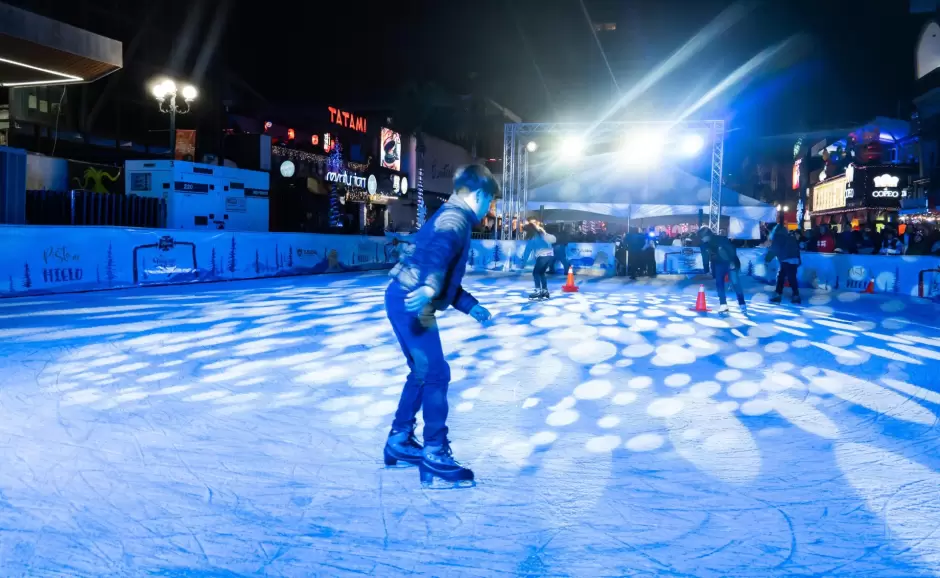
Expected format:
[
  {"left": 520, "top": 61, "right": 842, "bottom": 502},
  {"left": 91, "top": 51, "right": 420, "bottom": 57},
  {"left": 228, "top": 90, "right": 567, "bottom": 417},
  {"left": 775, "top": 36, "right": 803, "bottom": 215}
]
[{"left": 149, "top": 77, "right": 198, "bottom": 156}]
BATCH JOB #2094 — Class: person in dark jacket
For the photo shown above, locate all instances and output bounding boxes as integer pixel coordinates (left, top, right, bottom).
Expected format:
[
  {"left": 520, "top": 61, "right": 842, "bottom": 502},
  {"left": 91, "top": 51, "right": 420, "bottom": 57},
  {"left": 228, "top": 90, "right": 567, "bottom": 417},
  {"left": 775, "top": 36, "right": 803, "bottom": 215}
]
[
  {"left": 698, "top": 226, "right": 747, "bottom": 314},
  {"left": 766, "top": 224, "right": 801, "bottom": 304},
  {"left": 549, "top": 227, "right": 569, "bottom": 274},
  {"left": 383, "top": 164, "right": 498, "bottom": 487}
]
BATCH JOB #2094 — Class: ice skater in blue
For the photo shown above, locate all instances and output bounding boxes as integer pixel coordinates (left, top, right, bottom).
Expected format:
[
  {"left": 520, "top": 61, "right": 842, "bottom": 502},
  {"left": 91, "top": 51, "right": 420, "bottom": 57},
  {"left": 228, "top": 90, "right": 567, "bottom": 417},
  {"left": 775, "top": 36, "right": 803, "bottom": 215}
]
[{"left": 383, "top": 164, "right": 499, "bottom": 487}]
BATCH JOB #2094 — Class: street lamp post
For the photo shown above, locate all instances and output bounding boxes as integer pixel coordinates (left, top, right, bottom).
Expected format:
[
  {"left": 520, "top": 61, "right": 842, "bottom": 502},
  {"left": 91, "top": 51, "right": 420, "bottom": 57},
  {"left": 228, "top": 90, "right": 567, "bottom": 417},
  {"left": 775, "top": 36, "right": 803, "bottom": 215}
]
[{"left": 149, "top": 78, "right": 197, "bottom": 156}]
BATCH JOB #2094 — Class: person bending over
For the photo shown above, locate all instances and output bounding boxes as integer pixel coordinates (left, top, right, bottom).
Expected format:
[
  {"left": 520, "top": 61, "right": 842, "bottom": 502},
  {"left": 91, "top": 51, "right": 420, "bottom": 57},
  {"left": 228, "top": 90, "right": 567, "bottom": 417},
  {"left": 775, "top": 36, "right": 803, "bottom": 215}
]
[
  {"left": 383, "top": 164, "right": 498, "bottom": 487},
  {"left": 698, "top": 226, "right": 747, "bottom": 314}
]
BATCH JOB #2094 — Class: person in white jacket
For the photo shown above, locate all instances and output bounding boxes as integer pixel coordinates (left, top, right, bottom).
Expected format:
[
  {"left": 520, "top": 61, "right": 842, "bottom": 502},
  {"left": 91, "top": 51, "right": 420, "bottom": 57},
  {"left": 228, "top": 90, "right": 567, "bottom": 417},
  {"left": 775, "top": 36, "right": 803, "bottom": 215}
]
[{"left": 520, "top": 222, "right": 557, "bottom": 300}]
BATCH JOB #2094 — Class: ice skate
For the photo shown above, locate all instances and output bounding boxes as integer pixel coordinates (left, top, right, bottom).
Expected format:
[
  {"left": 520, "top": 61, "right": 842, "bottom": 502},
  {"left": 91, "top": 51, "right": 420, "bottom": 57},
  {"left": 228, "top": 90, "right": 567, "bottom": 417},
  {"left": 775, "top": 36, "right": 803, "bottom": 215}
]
[
  {"left": 540, "top": 289, "right": 550, "bottom": 300},
  {"left": 791, "top": 295, "right": 801, "bottom": 305},
  {"left": 384, "top": 429, "right": 423, "bottom": 467},
  {"left": 769, "top": 294, "right": 782, "bottom": 304},
  {"left": 528, "top": 290, "right": 543, "bottom": 301},
  {"left": 419, "top": 444, "right": 475, "bottom": 488},
  {"left": 739, "top": 303, "right": 749, "bottom": 316},
  {"left": 717, "top": 304, "right": 729, "bottom": 313}
]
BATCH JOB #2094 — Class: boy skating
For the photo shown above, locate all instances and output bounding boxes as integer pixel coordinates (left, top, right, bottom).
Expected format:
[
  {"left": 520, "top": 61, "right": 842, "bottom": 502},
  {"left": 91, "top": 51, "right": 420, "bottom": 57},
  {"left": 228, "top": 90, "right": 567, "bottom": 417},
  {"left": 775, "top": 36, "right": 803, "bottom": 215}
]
[
  {"left": 520, "top": 222, "right": 557, "bottom": 300},
  {"left": 698, "top": 227, "right": 747, "bottom": 314},
  {"left": 383, "top": 164, "right": 498, "bottom": 487}
]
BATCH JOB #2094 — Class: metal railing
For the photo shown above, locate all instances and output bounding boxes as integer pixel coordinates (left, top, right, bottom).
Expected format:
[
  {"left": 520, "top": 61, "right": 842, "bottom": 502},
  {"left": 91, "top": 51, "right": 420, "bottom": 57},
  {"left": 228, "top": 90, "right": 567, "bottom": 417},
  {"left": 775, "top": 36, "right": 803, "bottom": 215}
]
[{"left": 26, "top": 190, "right": 166, "bottom": 228}]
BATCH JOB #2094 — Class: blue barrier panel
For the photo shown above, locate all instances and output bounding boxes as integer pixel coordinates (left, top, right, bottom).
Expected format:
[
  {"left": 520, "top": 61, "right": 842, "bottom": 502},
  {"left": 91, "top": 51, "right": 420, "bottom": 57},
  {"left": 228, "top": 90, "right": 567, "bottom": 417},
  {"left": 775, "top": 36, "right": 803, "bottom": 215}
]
[{"left": 0, "top": 225, "right": 400, "bottom": 297}]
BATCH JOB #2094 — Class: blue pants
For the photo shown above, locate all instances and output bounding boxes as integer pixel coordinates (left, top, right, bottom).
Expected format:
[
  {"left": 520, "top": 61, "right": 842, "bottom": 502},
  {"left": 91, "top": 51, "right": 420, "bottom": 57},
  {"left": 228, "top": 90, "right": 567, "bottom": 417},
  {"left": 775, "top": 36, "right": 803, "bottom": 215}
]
[
  {"left": 385, "top": 282, "right": 451, "bottom": 446},
  {"left": 712, "top": 261, "right": 746, "bottom": 306},
  {"left": 533, "top": 256, "right": 551, "bottom": 290}
]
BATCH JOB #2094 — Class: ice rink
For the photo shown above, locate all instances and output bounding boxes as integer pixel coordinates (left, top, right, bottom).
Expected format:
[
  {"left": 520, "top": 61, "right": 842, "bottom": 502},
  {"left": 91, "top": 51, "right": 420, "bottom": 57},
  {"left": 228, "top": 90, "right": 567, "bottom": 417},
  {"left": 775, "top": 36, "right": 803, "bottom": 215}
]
[{"left": 2, "top": 271, "right": 940, "bottom": 577}]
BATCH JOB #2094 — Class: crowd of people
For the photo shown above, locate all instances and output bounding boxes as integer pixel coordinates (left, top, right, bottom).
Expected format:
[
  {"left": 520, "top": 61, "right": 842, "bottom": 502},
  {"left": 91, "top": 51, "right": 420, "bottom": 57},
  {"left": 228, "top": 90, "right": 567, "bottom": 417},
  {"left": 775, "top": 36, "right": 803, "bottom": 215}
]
[{"left": 794, "top": 222, "right": 940, "bottom": 256}]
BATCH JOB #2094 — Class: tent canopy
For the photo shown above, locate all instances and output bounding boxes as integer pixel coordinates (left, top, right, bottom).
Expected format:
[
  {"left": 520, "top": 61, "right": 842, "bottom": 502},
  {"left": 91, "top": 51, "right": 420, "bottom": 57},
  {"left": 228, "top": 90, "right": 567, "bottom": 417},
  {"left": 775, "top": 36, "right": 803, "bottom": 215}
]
[
  {"left": 525, "top": 151, "right": 776, "bottom": 223},
  {"left": 0, "top": 2, "right": 122, "bottom": 87}
]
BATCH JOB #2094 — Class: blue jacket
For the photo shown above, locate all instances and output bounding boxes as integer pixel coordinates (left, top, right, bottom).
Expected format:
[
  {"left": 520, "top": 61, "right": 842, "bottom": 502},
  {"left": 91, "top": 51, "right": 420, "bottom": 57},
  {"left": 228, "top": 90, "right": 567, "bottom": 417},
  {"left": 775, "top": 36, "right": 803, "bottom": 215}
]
[
  {"left": 521, "top": 232, "right": 557, "bottom": 265},
  {"left": 388, "top": 196, "right": 479, "bottom": 314}
]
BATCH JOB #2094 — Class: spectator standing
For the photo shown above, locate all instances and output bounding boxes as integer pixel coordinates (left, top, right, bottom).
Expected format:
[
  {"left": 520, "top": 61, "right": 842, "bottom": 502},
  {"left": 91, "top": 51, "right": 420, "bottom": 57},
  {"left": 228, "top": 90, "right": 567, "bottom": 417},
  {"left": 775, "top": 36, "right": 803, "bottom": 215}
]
[{"left": 766, "top": 224, "right": 802, "bottom": 304}]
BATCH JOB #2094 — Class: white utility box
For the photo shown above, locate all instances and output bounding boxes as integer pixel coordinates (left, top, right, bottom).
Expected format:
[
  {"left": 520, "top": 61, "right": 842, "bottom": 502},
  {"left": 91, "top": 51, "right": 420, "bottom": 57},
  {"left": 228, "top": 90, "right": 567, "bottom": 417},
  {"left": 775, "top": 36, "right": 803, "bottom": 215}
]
[{"left": 125, "top": 160, "right": 270, "bottom": 231}]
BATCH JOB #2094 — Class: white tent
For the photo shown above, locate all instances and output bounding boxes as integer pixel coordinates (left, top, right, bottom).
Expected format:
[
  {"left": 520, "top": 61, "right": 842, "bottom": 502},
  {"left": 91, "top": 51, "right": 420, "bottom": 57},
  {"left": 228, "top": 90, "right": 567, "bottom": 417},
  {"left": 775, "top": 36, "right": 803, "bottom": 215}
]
[{"left": 525, "top": 152, "right": 776, "bottom": 238}]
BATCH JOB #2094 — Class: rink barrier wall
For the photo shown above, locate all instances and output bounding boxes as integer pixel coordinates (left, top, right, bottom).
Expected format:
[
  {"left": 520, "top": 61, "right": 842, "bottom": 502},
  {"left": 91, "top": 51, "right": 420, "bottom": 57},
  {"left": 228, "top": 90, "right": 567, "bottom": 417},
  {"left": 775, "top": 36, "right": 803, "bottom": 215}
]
[
  {"left": 467, "top": 240, "right": 615, "bottom": 276},
  {"left": 468, "top": 239, "right": 940, "bottom": 299},
  {"left": 0, "top": 225, "right": 403, "bottom": 297},
  {"left": 2, "top": 226, "right": 938, "bottom": 299},
  {"left": 735, "top": 248, "right": 940, "bottom": 299}
]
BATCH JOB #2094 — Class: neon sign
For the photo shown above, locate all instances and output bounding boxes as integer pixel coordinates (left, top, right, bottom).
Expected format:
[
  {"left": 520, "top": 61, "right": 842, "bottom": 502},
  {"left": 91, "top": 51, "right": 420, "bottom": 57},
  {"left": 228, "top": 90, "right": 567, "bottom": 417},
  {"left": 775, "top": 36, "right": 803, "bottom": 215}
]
[
  {"left": 873, "top": 174, "right": 899, "bottom": 188},
  {"left": 328, "top": 106, "right": 367, "bottom": 133}
]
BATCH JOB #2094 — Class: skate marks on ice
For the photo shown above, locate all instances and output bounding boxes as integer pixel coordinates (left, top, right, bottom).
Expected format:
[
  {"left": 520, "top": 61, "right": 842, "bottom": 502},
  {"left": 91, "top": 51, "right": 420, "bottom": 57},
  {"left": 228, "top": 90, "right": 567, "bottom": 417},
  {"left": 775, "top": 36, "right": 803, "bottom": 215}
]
[{"left": 0, "top": 273, "right": 939, "bottom": 575}]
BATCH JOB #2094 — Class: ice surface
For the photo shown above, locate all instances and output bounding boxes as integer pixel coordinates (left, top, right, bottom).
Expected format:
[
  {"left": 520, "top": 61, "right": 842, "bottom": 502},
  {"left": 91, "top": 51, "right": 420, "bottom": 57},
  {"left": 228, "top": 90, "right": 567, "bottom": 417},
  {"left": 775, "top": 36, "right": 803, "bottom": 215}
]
[{"left": 1, "top": 272, "right": 940, "bottom": 576}]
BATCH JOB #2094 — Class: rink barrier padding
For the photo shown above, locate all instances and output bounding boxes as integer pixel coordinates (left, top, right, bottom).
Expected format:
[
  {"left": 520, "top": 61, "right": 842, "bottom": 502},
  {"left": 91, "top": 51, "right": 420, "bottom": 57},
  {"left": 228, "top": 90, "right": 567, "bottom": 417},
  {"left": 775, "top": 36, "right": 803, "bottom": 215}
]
[{"left": 0, "top": 225, "right": 401, "bottom": 297}]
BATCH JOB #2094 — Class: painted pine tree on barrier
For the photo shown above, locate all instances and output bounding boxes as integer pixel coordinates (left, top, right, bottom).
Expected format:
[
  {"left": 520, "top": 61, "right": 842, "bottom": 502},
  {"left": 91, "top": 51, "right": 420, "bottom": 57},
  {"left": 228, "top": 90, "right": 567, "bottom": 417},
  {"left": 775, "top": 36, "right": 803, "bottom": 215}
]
[
  {"left": 106, "top": 243, "right": 116, "bottom": 286},
  {"left": 228, "top": 237, "right": 237, "bottom": 275}
]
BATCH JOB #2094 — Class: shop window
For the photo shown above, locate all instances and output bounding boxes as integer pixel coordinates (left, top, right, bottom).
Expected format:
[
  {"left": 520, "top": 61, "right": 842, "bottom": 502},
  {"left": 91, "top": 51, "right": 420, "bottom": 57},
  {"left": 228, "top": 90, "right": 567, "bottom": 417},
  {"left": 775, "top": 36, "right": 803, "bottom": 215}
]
[{"left": 27, "top": 94, "right": 37, "bottom": 110}]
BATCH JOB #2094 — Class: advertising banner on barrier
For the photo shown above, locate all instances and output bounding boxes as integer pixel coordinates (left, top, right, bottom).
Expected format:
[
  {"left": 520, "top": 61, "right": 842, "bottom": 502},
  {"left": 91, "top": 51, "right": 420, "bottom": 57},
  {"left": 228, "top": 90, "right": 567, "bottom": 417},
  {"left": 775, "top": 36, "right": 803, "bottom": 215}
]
[
  {"left": 0, "top": 226, "right": 401, "bottom": 297},
  {"left": 658, "top": 246, "right": 705, "bottom": 274}
]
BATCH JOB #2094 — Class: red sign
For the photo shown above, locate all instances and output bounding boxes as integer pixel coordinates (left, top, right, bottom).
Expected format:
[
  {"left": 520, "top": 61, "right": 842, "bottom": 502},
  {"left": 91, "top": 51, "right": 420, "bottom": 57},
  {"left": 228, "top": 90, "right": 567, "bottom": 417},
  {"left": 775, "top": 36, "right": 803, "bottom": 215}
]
[
  {"left": 175, "top": 129, "right": 196, "bottom": 161},
  {"left": 328, "top": 106, "right": 367, "bottom": 133}
]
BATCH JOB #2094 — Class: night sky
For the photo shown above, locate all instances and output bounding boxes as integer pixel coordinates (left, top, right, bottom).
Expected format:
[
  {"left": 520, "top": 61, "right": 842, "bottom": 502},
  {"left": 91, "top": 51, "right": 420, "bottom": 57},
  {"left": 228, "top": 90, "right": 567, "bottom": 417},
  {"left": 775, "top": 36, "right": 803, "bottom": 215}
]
[{"left": 231, "top": 0, "right": 917, "bottom": 147}]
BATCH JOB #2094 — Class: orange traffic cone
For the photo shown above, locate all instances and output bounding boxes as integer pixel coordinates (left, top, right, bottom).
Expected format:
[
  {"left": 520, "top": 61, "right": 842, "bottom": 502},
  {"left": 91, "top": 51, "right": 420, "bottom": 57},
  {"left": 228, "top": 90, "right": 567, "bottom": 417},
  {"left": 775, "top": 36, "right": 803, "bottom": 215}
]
[
  {"left": 562, "top": 266, "right": 579, "bottom": 293},
  {"left": 862, "top": 278, "right": 875, "bottom": 294},
  {"left": 691, "top": 284, "right": 710, "bottom": 312}
]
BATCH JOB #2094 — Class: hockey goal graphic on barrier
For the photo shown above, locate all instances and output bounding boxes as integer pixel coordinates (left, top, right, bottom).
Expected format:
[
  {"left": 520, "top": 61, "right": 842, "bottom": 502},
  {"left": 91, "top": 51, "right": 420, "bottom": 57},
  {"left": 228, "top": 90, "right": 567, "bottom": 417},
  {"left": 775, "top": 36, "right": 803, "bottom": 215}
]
[
  {"left": 918, "top": 268, "right": 940, "bottom": 299},
  {"left": 663, "top": 249, "right": 706, "bottom": 275}
]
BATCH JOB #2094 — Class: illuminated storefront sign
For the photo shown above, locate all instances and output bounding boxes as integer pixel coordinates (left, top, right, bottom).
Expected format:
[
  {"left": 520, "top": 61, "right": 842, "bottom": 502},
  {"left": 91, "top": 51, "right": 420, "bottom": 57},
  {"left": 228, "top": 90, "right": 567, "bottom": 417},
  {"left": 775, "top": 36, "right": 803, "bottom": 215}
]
[
  {"left": 326, "top": 170, "right": 368, "bottom": 188},
  {"left": 328, "top": 106, "right": 367, "bottom": 133},
  {"left": 869, "top": 173, "right": 902, "bottom": 201},
  {"left": 873, "top": 174, "right": 899, "bottom": 188},
  {"left": 812, "top": 175, "right": 847, "bottom": 212}
]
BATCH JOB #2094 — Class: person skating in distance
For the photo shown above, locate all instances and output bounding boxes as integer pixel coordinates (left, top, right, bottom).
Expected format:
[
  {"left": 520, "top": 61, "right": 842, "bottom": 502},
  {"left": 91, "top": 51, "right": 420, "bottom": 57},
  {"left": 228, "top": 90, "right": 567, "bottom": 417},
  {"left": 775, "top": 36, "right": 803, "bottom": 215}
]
[
  {"left": 766, "top": 224, "right": 802, "bottom": 304},
  {"left": 383, "top": 164, "right": 499, "bottom": 488},
  {"left": 698, "top": 226, "right": 748, "bottom": 315},
  {"left": 520, "top": 221, "right": 557, "bottom": 300}
]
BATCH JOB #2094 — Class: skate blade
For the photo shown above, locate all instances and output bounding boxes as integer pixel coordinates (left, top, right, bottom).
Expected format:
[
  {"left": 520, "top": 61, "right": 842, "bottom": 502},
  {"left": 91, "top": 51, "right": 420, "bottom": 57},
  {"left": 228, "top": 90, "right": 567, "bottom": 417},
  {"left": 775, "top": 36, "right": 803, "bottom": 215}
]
[
  {"left": 421, "top": 478, "right": 476, "bottom": 490},
  {"left": 384, "top": 462, "right": 418, "bottom": 469}
]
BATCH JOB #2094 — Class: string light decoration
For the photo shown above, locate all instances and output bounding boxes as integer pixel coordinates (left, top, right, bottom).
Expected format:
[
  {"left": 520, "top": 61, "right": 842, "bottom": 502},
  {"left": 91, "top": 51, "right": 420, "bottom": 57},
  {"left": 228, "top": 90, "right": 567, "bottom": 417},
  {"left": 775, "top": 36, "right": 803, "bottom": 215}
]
[
  {"left": 415, "top": 136, "right": 427, "bottom": 229},
  {"left": 328, "top": 142, "right": 344, "bottom": 228},
  {"left": 271, "top": 146, "right": 371, "bottom": 172}
]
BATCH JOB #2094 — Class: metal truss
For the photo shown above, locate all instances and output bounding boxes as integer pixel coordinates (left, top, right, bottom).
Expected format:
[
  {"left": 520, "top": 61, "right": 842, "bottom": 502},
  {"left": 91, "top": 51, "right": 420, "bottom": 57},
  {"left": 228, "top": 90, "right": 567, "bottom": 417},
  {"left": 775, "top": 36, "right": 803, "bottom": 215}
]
[{"left": 499, "top": 120, "right": 726, "bottom": 239}]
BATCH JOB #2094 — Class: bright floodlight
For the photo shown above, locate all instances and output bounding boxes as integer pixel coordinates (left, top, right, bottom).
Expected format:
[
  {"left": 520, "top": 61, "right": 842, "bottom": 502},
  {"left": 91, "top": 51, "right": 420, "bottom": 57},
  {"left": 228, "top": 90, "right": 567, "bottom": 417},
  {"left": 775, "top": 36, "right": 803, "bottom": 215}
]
[
  {"left": 526, "top": 141, "right": 538, "bottom": 152},
  {"left": 560, "top": 136, "right": 585, "bottom": 159},
  {"left": 783, "top": 205, "right": 789, "bottom": 212},
  {"left": 151, "top": 80, "right": 169, "bottom": 100},
  {"left": 182, "top": 85, "right": 198, "bottom": 101},
  {"left": 622, "top": 130, "right": 666, "bottom": 166},
  {"left": 680, "top": 134, "right": 705, "bottom": 156}
]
